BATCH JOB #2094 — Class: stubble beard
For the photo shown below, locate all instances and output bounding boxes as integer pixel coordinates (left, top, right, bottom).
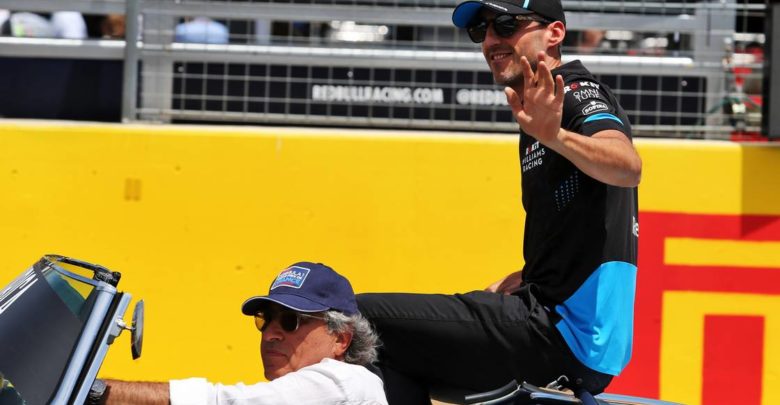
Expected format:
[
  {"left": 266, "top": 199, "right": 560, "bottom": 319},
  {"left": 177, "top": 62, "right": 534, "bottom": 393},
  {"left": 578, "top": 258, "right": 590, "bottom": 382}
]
[
  {"left": 495, "top": 68, "right": 523, "bottom": 87},
  {"left": 492, "top": 54, "right": 537, "bottom": 88}
]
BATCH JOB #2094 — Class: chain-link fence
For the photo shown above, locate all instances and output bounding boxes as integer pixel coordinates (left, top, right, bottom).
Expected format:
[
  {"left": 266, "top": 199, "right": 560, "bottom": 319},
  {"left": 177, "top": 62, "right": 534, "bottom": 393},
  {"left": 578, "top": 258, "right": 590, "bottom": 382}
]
[{"left": 0, "top": 0, "right": 768, "bottom": 137}]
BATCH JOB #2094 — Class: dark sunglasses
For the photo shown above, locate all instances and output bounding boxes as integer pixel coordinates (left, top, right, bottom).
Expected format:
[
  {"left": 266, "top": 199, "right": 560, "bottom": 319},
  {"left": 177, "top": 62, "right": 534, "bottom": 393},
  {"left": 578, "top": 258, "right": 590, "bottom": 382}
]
[
  {"left": 467, "top": 14, "right": 550, "bottom": 43},
  {"left": 254, "top": 310, "right": 326, "bottom": 333}
]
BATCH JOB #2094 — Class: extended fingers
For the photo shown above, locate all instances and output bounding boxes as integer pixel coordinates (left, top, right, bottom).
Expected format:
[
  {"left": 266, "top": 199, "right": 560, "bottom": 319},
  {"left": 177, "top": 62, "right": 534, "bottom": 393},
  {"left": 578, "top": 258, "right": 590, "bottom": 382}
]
[
  {"left": 554, "top": 74, "right": 565, "bottom": 103},
  {"left": 520, "top": 56, "right": 534, "bottom": 87},
  {"left": 536, "top": 52, "right": 555, "bottom": 91},
  {"left": 536, "top": 62, "right": 554, "bottom": 91},
  {"left": 505, "top": 86, "right": 529, "bottom": 124},
  {"left": 504, "top": 87, "right": 524, "bottom": 119},
  {"left": 504, "top": 86, "right": 519, "bottom": 106}
]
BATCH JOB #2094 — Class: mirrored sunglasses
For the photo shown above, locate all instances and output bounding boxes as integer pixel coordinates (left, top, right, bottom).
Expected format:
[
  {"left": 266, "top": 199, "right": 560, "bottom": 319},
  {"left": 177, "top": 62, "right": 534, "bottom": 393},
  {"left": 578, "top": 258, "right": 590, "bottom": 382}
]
[
  {"left": 467, "top": 14, "right": 550, "bottom": 43},
  {"left": 254, "top": 310, "right": 326, "bottom": 333}
]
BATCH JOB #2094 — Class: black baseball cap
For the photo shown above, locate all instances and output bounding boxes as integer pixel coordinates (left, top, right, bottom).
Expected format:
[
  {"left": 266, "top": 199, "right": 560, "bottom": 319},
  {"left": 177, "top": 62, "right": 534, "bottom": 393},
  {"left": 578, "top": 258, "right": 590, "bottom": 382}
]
[
  {"left": 241, "top": 262, "right": 359, "bottom": 316},
  {"left": 452, "top": 0, "right": 566, "bottom": 28}
]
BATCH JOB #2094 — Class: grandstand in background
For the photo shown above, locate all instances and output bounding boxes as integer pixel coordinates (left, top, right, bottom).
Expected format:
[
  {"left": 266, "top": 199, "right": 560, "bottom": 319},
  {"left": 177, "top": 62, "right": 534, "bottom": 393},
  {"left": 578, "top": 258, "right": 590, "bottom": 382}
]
[{"left": 0, "top": 0, "right": 769, "bottom": 138}]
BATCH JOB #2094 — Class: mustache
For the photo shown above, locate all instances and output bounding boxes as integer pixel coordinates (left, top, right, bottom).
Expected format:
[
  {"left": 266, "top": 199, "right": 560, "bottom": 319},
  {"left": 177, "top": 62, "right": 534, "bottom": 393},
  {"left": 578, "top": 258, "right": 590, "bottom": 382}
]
[
  {"left": 485, "top": 45, "right": 514, "bottom": 56},
  {"left": 261, "top": 341, "right": 283, "bottom": 354}
]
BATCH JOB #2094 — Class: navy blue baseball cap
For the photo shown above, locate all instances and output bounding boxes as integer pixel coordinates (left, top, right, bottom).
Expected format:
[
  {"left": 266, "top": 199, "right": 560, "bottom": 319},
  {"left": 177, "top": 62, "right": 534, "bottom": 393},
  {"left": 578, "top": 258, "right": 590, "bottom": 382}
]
[
  {"left": 452, "top": 0, "right": 566, "bottom": 28},
  {"left": 241, "top": 262, "right": 359, "bottom": 316}
]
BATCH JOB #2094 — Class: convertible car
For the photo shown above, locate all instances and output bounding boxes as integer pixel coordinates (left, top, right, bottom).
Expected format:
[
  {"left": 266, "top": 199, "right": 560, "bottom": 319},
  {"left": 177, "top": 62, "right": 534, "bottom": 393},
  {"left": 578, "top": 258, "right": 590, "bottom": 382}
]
[
  {"left": 0, "top": 255, "right": 143, "bottom": 405},
  {"left": 0, "top": 255, "right": 676, "bottom": 405}
]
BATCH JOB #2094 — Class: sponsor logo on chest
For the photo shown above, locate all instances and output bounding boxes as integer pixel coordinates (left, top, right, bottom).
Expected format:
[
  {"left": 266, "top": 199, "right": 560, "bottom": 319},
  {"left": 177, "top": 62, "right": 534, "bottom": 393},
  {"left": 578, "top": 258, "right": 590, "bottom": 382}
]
[
  {"left": 572, "top": 89, "right": 601, "bottom": 102},
  {"left": 564, "top": 81, "right": 602, "bottom": 102},
  {"left": 563, "top": 81, "right": 600, "bottom": 94},
  {"left": 582, "top": 100, "right": 610, "bottom": 115},
  {"left": 522, "top": 140, "right": 546, "bottom": 173}
]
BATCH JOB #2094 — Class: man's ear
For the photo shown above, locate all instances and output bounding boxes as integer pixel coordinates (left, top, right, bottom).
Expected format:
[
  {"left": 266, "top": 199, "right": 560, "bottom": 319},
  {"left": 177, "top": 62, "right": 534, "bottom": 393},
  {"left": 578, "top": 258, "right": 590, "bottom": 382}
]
[
  {"left": 333, "top": 330, "right": 353, "bottom": 359},
  {"left": 547, "top": 21, "right": 566, "bottom": 49}
]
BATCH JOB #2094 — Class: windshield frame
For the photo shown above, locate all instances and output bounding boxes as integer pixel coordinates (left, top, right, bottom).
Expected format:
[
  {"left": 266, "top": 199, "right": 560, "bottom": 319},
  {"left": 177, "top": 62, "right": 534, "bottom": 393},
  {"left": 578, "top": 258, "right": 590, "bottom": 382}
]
[
  {"left": 0, "top": 255, "right": 124, "bottom": 405},
  {"left": 40, "top": 255, "right": 120, "bottom": 404}
]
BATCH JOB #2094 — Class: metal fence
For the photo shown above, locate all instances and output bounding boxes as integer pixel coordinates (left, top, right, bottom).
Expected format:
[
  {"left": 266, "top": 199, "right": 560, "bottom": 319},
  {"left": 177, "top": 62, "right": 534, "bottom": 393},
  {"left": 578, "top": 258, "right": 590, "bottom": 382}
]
[{"left": 0, "top": 0, "right": 768, "bottom": 137}]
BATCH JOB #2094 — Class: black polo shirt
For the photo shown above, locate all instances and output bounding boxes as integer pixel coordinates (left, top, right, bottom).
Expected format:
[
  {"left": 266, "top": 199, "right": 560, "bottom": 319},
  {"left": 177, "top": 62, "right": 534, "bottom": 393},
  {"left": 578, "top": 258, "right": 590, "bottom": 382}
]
[{"left": 518, "top": 60, "right": 639, "bottom": 376}]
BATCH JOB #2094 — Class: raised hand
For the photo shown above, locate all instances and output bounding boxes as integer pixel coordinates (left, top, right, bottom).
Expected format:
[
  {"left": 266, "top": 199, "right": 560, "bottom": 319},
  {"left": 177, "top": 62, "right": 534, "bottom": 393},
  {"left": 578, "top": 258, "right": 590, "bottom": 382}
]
[{"left": 504, "top": 50, "right": 565, "bottom": 146}]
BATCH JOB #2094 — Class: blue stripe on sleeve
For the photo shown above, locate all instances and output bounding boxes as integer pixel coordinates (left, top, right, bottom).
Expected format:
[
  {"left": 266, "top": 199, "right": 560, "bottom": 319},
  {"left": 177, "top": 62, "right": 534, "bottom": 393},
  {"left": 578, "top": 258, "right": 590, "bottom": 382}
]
[{"left": 583, "top": 113, "right": 623, "bottom": 125}]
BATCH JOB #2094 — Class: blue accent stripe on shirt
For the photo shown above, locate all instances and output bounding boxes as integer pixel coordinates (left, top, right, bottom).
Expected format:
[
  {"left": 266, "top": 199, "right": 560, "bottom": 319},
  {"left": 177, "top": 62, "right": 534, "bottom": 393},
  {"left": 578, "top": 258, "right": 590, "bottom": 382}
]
[
  {"left": 523, "top": 0, "right": 530, "bottom": 8},
  {"left": 583, "top": 113, "right": 623, "bottom": 125},
  {"left": 555, "top": 261, "right": 637, "bottom": 375}
]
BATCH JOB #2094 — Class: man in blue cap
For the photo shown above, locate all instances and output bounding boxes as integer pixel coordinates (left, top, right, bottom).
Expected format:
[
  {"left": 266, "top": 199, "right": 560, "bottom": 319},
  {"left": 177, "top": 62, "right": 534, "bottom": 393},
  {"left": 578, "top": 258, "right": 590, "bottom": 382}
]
[
  {"left": 358, "top": 0, "right": 642, "bottom": 403},
  {"left": 102, "top": 262, "right": 387, "bottom": 404}
]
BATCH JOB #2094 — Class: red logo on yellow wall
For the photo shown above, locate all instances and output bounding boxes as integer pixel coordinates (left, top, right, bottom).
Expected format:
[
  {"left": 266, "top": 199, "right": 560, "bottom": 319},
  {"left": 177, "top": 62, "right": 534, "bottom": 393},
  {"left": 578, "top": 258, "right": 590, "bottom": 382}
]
[{"left": 608, "top": 212, "right": 780, "bottom": 405}]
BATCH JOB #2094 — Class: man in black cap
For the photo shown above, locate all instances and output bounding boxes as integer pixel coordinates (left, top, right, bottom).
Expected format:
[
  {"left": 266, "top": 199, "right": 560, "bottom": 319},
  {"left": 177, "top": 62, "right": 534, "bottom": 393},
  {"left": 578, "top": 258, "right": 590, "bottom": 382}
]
[
  {"left": 101, "top": 262, "right": 387, "bottom": 404},
  {"left": 357, "top": 0, "right": 641, "bottom": 403}
]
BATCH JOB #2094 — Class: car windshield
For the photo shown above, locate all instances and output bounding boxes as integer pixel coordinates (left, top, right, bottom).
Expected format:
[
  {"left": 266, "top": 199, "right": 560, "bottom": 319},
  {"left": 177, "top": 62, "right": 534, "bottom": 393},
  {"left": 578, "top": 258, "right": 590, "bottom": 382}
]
[{"left": 0, "top": 258, "right": 101, "bottom": 405}]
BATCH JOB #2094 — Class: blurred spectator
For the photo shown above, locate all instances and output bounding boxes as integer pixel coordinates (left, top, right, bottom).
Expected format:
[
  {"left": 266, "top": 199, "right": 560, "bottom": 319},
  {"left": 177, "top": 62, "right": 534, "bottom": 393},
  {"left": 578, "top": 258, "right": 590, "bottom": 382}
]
[
  {"left": 0, "top": 11, "right": 86, "bottom": 39},
  {"left": 0, "top": 12, "right": 54, "bottom": 37},
  {"left": 100, "top": 14, "right": 125, "bottom": 39},
  {"left": 738, "top": 42, "right": 764, "bottom": 96},
  {"left": 175, "top": 17, "right": 228, "bottom": 44},
  {"left": 0, "top": 10, "right": 9, "bottom": 29},
  {"left": 255, "top": 18, "right": 271, "bottom": 44},
  {"left": 576, "top": 29, "right": 606, "bottom": 54},
  {"left": 726, "top": 41, "right": 764, "bottom": 135},
  {"left": 563, "top": 29, "right": 607, "bottom": 54},
  {"left": 51, "top": 11, "right": 87, "bottom": 39}
]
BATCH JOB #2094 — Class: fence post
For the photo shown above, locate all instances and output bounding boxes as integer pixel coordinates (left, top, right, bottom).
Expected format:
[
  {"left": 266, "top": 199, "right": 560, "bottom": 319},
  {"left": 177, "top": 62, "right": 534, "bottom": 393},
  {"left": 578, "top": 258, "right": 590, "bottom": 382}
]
[
  {"left": 138, "top": 0, "right": 176, "bottom": 123},
  {"left": 695, "top": 0, "right": 736, "bottom": 138},
  {"left": 762, "top": 0, "right": 780, "bottom": 138},
  {"left": 122, "top": 0, "right": 141, "bottom": 122}
]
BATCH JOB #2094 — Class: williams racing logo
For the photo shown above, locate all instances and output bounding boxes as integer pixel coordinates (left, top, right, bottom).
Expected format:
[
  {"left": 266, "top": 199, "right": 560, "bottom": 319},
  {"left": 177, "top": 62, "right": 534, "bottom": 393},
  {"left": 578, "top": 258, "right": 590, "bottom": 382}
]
[{"left": 522, "top": 140, "right": 546, "bottom": 173}]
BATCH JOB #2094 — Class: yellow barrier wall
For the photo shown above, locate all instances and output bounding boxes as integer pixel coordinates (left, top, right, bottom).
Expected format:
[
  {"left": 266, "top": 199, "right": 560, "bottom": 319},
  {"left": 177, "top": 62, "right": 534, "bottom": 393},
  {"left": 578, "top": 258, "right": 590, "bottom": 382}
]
[
  {"left": 0, "top": 121, "right": 778, "bottom": 403},
  {"left": 0, "top": 121, "right": 525, "bottom": 383}
]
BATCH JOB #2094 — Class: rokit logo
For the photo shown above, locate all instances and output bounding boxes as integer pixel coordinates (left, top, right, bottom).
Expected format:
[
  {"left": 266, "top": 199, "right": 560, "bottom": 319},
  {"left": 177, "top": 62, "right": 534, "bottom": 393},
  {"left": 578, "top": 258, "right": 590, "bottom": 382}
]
[
  {"left": 582, "top": 101, "right": 609, "bottom": 115},
  {"left": 563, "top": 81, "right": 600, "bottom": 94}
]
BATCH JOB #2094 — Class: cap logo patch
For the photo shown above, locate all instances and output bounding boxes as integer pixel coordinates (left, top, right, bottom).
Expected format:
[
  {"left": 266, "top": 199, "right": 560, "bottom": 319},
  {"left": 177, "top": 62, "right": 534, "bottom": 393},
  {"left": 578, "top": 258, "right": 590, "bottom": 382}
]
[
  {"left": 523, "top": 0, "right": 530, "bottom": 8},
  {"left": 271, "top": 266, "right": 310, "bottom": 290}
]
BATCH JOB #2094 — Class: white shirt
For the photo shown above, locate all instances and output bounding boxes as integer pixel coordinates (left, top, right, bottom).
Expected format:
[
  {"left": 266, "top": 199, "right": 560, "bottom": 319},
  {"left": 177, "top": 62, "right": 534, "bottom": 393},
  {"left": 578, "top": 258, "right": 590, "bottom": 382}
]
[
  {"left": 169, "top": 358, "right": 387, "bottom": 405},
  {"left": 50, "top": 12, "right": 87, "bottom": 39}
]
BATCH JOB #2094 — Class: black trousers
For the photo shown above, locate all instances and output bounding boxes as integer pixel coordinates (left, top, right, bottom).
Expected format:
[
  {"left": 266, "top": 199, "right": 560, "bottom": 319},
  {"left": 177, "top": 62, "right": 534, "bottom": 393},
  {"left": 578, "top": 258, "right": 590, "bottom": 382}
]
[{"left": 357, "top": 286, "right": 612, "bottom": 405}]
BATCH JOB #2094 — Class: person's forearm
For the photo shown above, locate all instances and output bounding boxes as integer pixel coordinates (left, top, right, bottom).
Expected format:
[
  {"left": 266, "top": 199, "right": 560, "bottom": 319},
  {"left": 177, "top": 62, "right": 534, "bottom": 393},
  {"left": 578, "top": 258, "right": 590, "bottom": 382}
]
[
  {"left": 104, "top": 379, "right": 170, "bottom": 405},
  {"left": 548, "top": 128, "right": 642, "bottom": 187}
]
